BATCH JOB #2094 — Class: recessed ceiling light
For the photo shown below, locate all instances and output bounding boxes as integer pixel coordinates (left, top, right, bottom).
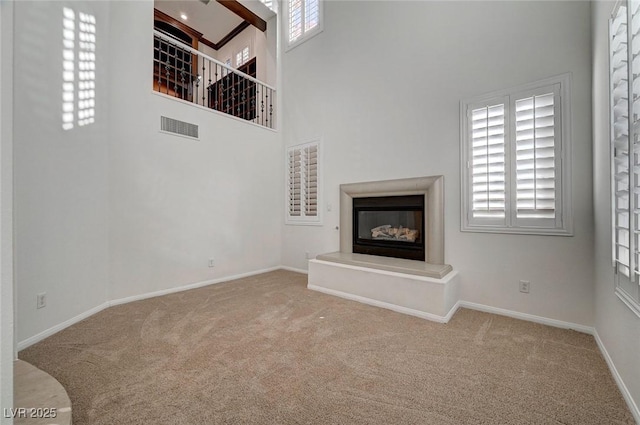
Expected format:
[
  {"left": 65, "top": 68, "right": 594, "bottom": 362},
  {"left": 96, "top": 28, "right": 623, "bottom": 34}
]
[{"left": 180, "top": 13, "right": 188, "bottom": 20}]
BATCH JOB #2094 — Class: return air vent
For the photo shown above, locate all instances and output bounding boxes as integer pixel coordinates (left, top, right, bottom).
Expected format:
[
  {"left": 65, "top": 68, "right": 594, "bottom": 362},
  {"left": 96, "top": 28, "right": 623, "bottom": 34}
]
[{"left": 160, "top": 116, "right": 199, "bottom": 139}]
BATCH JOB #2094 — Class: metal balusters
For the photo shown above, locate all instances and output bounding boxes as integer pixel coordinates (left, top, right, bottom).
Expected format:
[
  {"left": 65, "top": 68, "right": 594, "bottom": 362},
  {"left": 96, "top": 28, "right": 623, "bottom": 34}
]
[
  {"left": 269, "top": 88, "right": 273, "bottom": 129},
  {"left": 153, "top": 31, "right": 276, "bottom": 129}
]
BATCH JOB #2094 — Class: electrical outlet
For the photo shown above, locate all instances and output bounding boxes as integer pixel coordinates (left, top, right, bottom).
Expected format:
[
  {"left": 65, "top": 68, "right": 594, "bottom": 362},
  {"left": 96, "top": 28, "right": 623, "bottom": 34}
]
[
  {"left": 208, "top": 258, "right": 215, "bottom": 268},
  {"left": 519, "top": 280, "right": 530, "bottom": 294},
  {"left": 36, "top": 292, "right": 46, "bottom": 309}
]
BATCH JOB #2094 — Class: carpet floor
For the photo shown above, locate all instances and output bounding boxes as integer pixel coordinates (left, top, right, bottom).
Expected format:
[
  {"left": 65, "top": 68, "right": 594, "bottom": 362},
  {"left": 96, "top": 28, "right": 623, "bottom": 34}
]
[{"left": 19, "top": 270, "right": 634, "bottom": 424}]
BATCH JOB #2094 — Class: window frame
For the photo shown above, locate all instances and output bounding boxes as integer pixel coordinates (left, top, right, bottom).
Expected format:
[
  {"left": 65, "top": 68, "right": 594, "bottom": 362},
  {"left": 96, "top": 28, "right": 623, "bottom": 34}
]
[
  {"left": 609, "top": 0, "right": 640, "bottom": 318},
  {"left": 235, "top": 46, "right": 250, "bottom": 68},
  {"left": 285, "top": 0, "right": 323, "bottom": 52},
  {"left": 285, "top": 140, "right": 323, "bottom": 226},
  {"left": 460, "top": 73, "right": 573, "bottom": 236}
]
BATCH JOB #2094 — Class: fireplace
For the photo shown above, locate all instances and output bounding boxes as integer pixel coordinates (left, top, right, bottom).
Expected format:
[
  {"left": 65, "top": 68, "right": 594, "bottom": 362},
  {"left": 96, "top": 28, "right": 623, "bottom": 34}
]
[
  {"left": 337, "top": 175, "right": 447, "bottom": 268},
  {"left": 352, "top": 195, "right": 425, "bottom": 261},
  {"left": 309, "top": 175, "right": 457, "bottom": 322}
]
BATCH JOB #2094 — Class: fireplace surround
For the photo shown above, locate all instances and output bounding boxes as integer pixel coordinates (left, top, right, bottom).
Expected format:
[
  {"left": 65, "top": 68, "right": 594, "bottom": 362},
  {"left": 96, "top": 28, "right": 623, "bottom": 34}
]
[
  {"left": 308, "top": 176, "right": 458, "bottom": 322},
  {"left": 339, "top": 175, "right": 447, "bottom": 267}
]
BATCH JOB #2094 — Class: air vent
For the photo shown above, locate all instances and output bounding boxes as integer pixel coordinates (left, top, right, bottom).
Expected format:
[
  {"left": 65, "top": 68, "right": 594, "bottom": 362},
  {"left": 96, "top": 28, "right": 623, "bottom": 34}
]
[{"left": 160, "top": 116, "right": 199, "bottom": 139}]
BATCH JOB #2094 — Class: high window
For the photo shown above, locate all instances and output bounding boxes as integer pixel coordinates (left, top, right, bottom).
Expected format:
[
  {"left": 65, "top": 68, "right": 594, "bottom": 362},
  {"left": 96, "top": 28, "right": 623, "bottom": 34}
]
[
  {"left": 609, "top": 1, "right": 640, "bottom": 316},
  {"left": 286, "top": 0, "right": 322, "bottom": 50},
  {"left": 460, "top": 74, "right": 572, "bottom": 235},
  {"left": 236, "top": 46, "right": 250, "bottom": 67},
  {"left": 286, "top": 141, "right": 321, "bottom": 224}
]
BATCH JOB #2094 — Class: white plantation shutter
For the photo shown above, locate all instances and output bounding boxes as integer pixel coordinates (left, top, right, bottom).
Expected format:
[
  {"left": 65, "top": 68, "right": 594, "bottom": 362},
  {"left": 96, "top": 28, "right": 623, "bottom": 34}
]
[
  {"left": 287, "top": 0, "right": 322, "bottom": 48},
  {"left": 287, "top": 141, "right": 321, "bottom": 224},
  {"left": 610, "top": 2, "right": 631, "bottom": 278},
  {"left": 470, "top": 103, "right": 507, "bottom": 222},
  {"left": 305, "top": 144, "right": 318, "bottom": 216},
  {"left": 461, "top": 75, "right": 570, "bottom": 235},
  {"left": 513, "top": 88, "right": 560, "bottom": 225},
  {"left": 236, "top": 46, "right": 250, "bottom": 67},
  {"left": 304, "top": 0, "right": 319, "bottom": 32},
  {"left": 288, "top": 148, "right": 302, "bottom": 217},
  {"left": 609, "top": 0, "right": 640, "bottom": 313},
  {"left": 288, "top": 0, "right": 303, "bottom": 43}
]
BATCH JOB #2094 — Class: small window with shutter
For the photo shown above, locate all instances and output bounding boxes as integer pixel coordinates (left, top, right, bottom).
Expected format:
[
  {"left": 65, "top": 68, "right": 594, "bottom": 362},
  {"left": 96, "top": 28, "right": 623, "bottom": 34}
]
[
  {"left": 286, "top": 141, "right": 321, "bottom": 225},
  {"left": 461, "top": 74, "right": 572, "bottom": 235},
  {"left": 286, "top": 0, "right": 323, "bottom": 51}
]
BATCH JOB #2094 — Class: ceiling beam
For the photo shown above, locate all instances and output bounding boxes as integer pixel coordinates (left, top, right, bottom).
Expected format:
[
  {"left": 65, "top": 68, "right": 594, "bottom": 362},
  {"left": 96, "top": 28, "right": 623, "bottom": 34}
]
[
  {"left": 216, "top": 0, "right": 267, "bottom": 32},
  {"left": 215, "top": 21, "right": 251, "bottom": 50}
]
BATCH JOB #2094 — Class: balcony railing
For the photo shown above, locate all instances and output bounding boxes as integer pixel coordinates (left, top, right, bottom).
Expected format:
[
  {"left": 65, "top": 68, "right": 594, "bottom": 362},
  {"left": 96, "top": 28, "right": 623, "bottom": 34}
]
[{"left": 153, "top": 30, "right": 276, "bottom": 129}]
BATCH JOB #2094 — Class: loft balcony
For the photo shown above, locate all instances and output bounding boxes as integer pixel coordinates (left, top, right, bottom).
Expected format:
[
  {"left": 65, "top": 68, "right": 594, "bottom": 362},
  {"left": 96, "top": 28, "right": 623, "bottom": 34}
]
[{"left": 153, "top": 30, "right": 276, "bottom": 130}]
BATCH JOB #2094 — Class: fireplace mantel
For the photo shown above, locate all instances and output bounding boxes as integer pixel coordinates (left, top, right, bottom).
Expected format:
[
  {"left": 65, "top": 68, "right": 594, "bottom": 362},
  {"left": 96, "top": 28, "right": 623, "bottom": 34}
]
[{"left": 339, "top": 176, "right": 447, "bottom": 266}]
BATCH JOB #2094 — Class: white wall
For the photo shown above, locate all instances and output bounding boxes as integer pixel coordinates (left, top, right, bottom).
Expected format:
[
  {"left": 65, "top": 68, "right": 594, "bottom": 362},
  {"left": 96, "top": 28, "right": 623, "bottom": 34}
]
[
  {"left": 281, "top": 1, "right": 595, "bottom": 326},
  {"left": 13, "top": 1, "right": 111, "bottom": 342},
  {"left": 592, "top": 1, "right": 640, "bottom": 419},
  {"left": 108, "top": 1, "right": 282, "bottom": 301},
  {"left": 0, "top": 0, "right": 14, "bottom": 422},
  {"left": 12, "top": 0, "right": 282, "bottom": 346}
]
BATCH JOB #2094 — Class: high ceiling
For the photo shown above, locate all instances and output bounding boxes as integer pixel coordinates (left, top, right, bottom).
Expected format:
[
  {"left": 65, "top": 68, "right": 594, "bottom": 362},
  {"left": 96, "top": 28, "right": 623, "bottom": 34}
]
[{"left": 154, "top": 0, "right": 275, "bottom": 46}]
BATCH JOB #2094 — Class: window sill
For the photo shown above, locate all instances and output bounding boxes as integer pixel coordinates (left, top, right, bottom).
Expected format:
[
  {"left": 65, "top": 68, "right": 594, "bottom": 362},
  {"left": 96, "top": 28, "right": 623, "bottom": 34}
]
[
  {"left": 461, "top": 224, "right": 573, "bottom": 237},
  {"left": 285, "top": 26, "right": 323, "bottom": 52},
  {"left": 285, "top": 220, "right": 323, "bottom": 226},
  {"left": 615, "top": 287, "right": 640, "bottom": 319}
]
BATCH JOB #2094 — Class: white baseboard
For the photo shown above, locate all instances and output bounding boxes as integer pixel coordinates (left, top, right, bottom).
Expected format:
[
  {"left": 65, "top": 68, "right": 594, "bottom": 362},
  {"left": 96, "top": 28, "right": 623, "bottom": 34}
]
[
  {"left": 308, "top": 284, "right": 459, "bottom": 323},
  {"left": 458, "top": 300, "right": 595, "bottom": 335},
  {"left": 279, "top": 265, "right": 308, "bottom": 274},
  {"left": 593, "top": 330, "right": 640, "bottom": 424},
  {"left": 108, "top": 266, "right": 281, "bottom": 306},
  {"left": 17, "top": 302, "right": 110, "bottom": 351},
  {"left": 17, "top": 266, "right": 282, "bottom": 351}
]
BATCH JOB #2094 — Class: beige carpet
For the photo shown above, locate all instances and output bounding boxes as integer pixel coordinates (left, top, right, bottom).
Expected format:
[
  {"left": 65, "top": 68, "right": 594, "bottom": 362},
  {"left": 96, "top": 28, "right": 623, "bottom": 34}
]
[{"left": 19, "top": 270, "right": 634, "bottom": 424}]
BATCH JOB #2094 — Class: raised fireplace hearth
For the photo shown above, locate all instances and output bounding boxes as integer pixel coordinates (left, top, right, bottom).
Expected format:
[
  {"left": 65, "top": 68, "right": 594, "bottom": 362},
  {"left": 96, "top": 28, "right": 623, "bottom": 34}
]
[{"left": 308, "top": 176, "right": 457, "bottom": 322}]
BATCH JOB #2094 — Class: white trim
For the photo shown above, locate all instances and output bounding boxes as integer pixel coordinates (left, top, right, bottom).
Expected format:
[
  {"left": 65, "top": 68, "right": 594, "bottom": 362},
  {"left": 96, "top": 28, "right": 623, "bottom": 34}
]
[
  {"left": 593, "top": 330, "right": 640, "bottom": 424},
  {"left": 108, "top": 266, "right": 281, "bottom": 306},
  {"left": 279, "top": 265, "right": 309, "bottom": 274},
  {"left": 17, "top": 302, "right": 110, "bottom": 351},
  {"left": 307, "top": 284, "right": 460, "bottom": 323},
  {"left": 460, "top": 73, "right": 573, "bottom": 236},
  {"left": 458, "top": 300, "right": 594, "bottom": 334},
  {"left": 615, "top": 287, "right": 640, "bottom": 319}
]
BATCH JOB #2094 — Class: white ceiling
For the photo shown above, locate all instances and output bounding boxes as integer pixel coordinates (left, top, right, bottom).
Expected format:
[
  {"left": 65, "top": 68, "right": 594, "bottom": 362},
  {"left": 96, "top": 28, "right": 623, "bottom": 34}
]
[{"left": 155, "top": 0, "right": 243, "bottom": 45}]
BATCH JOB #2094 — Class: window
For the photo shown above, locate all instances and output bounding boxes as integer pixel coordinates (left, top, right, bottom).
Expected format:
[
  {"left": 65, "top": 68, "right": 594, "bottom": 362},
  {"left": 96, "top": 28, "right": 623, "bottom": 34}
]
[
  {"left": 286, "top": 141, "right": 321, "bottom": 225},
  {"left": 609, "top": 1, "right": 640, "bottom": 316},
  {"left": 236, "top": 46, "right": 249, "bottom": 67},
  {"left": 286, "top": 0, "right": 322, "bottom": 50},
  {"left": 460, "top": 74, "right": 572, "bottom": 235}
]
